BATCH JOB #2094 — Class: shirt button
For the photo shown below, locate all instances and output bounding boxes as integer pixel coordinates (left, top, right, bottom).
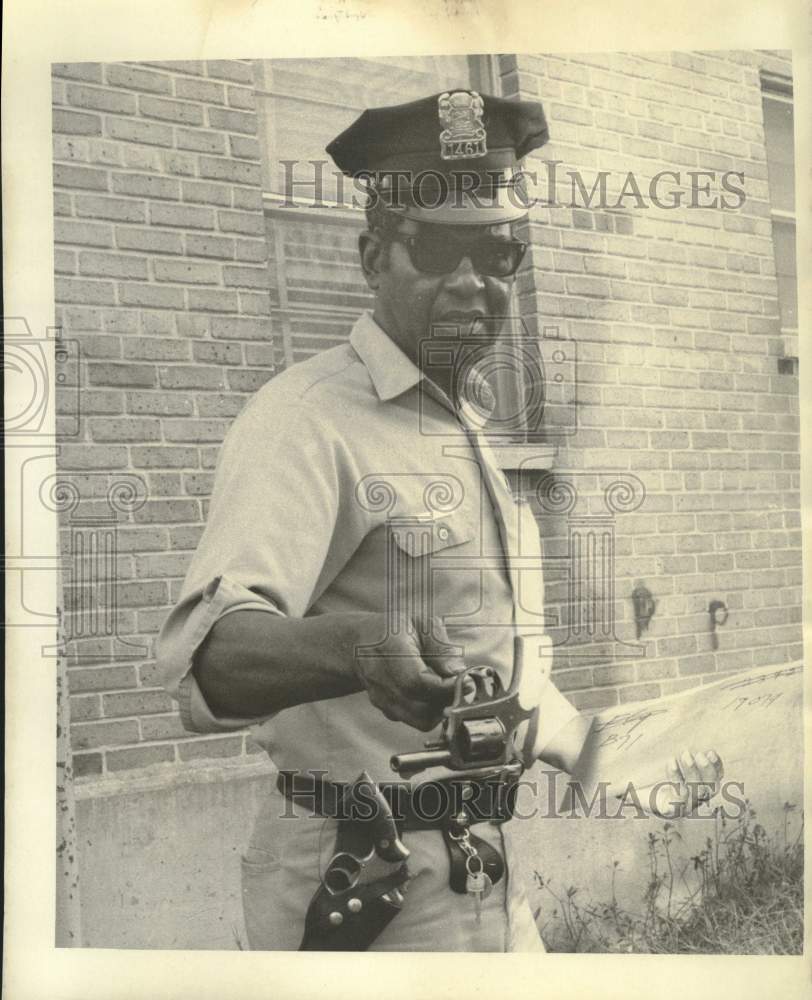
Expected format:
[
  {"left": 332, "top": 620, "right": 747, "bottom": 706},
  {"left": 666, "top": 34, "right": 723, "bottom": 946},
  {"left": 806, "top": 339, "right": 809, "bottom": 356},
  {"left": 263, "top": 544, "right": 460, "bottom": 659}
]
[{"left": 438, "top": 525, "right": 449, "bottom": 541}]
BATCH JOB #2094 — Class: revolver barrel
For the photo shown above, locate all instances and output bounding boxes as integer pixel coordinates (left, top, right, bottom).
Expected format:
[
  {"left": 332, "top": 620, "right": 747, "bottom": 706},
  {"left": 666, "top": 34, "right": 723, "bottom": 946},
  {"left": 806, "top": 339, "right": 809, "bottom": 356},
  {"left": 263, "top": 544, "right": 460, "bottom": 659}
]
[{"left": 390, "top": 748, "right": 452, "bottom": 777}]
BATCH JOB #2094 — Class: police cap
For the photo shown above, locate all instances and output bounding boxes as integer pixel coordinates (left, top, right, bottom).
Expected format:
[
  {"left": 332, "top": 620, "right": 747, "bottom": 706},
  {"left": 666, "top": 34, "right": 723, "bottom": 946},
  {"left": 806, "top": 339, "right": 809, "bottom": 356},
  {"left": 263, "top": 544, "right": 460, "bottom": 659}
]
[{"left": 326, "top": 90, "right": 549, "bottom": 225}]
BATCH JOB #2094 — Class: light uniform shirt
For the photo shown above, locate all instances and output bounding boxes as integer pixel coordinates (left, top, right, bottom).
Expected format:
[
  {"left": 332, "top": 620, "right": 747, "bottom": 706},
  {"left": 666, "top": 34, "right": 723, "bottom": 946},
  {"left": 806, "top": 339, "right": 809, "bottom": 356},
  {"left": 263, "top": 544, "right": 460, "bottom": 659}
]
[{"left": 158, "top": 310, "right": 583, "bottom": 951}]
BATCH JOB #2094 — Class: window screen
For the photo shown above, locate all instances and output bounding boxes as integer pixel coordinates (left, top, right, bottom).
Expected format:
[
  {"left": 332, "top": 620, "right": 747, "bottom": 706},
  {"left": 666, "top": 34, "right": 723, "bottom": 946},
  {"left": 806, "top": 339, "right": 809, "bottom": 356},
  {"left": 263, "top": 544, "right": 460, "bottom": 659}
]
[
  {"left": 761, "top": 88, "right": 797, "bottom": 333},
  {"left": 762, "top": 96, "right": 795, "bottom": 214},
  {"left": 772, "top": 219, "right": 798, "bottom": 331},
  {"left": 258, "top": 56, "right": 479, "bottom": 203}
]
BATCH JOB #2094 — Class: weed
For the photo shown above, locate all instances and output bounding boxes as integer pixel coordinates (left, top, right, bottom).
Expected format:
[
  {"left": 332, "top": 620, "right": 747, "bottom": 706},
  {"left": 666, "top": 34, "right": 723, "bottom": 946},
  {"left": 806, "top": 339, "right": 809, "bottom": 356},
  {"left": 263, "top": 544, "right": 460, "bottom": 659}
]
[{"left": 534, "top": 801, "right": 803, "bottom": 954}]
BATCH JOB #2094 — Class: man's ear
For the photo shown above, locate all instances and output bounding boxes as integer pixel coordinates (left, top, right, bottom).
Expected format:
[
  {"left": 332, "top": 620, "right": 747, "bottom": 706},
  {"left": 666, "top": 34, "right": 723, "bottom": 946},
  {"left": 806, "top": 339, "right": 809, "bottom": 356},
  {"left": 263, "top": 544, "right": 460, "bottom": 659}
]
[{"left": 359, "top": 230, "right": 385, "bottom": 289}]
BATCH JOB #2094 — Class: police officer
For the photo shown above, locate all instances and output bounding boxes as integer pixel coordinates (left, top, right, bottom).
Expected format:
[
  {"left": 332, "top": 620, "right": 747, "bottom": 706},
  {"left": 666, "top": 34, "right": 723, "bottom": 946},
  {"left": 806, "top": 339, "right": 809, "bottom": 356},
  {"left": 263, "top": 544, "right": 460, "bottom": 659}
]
[{"left": 158, "top": 90, "right": 723, "bottom": 951}]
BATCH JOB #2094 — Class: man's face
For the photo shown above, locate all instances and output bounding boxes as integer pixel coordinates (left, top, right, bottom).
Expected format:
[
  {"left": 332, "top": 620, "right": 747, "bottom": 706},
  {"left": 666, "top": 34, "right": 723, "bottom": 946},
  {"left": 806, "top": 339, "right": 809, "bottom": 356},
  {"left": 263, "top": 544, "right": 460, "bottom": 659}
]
[{"left": 369, "top": 217, "right": 519, "bottom": 367}]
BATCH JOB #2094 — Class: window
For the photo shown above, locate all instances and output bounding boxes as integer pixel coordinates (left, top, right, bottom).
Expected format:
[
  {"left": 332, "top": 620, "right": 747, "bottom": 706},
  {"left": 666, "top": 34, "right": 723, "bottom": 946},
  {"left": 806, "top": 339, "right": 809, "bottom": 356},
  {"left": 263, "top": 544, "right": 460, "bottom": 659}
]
[
  {"left": 255, "top": 56, "right": 496, "bottom": 366},
  {"left": 761, "top": 74, "right": 797, "bottom": 338}
]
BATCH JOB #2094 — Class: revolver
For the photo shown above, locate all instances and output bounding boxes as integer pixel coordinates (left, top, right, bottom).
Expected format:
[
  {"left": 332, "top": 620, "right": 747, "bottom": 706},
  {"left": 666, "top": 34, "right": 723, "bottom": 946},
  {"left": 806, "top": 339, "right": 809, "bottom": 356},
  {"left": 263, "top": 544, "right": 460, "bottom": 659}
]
[{"left": 390, "top": 636, "right": 542, "bottom": 780}]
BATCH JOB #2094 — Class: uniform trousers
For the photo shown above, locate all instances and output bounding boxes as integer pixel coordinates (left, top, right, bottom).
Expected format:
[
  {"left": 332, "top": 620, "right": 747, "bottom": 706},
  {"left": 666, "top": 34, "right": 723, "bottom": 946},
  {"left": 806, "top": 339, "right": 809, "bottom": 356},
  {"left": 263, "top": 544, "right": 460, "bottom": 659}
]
[{"left": 241, "top": 783, "right": 546, "bottom": 952}]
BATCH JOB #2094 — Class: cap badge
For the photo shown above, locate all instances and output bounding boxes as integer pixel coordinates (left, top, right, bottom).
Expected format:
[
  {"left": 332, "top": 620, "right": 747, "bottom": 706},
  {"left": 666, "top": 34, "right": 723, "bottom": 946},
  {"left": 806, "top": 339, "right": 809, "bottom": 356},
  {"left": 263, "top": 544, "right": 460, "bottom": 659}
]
[{"left": 438, "top": 91, "right": 487, "bottom": 160}]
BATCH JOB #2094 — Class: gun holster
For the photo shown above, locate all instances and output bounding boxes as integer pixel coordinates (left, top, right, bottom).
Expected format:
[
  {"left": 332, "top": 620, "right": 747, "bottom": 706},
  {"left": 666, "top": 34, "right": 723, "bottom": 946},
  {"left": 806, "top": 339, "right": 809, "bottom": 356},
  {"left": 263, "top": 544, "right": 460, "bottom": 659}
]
[{"left": 299, "top": 772, "right": 411, "bottom": 951}]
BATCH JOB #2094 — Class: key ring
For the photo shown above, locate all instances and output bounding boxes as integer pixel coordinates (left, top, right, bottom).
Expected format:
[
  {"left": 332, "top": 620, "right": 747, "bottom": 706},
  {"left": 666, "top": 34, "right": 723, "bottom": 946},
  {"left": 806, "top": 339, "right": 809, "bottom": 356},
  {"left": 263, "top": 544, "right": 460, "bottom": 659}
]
[
  {"left": 465, "top": 854, "right": 484, "bottom": 877},
  {"left": 448, "top": 827, "right": 476, "bottom": 857}
]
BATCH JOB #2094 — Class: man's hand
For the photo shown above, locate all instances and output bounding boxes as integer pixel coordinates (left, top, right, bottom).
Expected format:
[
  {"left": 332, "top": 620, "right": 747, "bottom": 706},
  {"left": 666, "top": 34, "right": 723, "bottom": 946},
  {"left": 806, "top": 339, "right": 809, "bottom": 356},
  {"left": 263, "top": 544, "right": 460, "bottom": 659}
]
[
  {"left": 650, "top": 748, "right": 724, "bottom": 818},
  {"left": 352, "top": 613, "right": 465, "bottom": 731}
]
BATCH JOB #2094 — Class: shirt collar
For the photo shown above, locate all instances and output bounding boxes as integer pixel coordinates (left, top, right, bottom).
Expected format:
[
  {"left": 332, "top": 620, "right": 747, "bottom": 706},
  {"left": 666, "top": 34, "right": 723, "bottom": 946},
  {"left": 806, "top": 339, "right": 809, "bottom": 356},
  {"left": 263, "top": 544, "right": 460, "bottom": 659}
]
[
  {"left": 349, "top": 310, "right": 497, "bottom": 425},
  {"left": 349, "top": 311, "right": 423, "bottom": 403}
]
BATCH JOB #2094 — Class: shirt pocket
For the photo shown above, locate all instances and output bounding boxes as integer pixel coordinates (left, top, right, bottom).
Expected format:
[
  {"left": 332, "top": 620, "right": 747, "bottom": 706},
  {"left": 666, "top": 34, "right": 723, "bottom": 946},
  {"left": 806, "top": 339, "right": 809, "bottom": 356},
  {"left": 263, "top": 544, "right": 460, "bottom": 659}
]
[
  {"left": 389, "top": 510, "right": 475, "bottom": 558},
  {"left": 388, "top": 511, "right": 480, "bottom": 624},
  {"left": 240, "top": 846, "right": 282, "bottom": 875}
]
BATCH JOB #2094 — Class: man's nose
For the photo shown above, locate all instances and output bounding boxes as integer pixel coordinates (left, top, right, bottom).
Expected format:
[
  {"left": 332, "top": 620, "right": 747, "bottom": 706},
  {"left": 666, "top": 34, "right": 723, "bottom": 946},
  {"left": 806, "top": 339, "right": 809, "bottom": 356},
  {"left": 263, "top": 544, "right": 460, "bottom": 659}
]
[{"left": 444, "top": 254, "right": 486, "bottom": 292}]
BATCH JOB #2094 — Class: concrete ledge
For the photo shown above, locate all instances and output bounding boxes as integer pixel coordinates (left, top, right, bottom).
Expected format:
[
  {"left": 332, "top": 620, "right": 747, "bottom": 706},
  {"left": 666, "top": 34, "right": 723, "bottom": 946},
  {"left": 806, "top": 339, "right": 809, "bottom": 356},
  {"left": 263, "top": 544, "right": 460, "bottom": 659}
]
[{"left": 75, "top": 754, "right": 275, "bottom": 801}]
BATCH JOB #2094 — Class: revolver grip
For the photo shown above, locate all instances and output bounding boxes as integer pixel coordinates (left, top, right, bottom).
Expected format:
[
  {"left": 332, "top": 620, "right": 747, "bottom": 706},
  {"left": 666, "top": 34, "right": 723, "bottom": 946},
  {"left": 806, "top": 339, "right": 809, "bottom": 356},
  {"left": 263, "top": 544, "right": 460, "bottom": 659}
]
[{"left": 341, "top": 772, "right": 409, "bottom": 863}]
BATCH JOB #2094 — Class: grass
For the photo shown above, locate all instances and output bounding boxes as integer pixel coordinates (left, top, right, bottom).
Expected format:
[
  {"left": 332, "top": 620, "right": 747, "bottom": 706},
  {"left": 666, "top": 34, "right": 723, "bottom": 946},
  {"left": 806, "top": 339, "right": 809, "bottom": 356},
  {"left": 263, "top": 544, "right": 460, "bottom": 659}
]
[{"left": 534, "top": 802, "right": 804, "bottom": 954}]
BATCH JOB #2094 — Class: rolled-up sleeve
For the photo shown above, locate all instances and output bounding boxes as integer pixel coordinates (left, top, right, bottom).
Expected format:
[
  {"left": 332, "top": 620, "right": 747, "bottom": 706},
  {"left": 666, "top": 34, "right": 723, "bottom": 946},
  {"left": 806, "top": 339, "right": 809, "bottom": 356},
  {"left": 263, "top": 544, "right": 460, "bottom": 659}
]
[
  {"left": 157, "top": 386, "right": 354, "bottom": 734},
  {"left": 517, "top": 632, "right": 589, "bottom": 767},
  {"left": 157, "top": 575, "right": 285, "bottom": 733}
]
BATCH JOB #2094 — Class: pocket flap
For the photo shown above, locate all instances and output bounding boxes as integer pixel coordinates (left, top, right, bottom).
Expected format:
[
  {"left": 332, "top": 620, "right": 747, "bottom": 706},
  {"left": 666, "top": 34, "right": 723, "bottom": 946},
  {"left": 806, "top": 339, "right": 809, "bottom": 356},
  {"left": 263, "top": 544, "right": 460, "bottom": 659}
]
[{"left": 390, "top": 512, "right": 475, "bottom": 556}]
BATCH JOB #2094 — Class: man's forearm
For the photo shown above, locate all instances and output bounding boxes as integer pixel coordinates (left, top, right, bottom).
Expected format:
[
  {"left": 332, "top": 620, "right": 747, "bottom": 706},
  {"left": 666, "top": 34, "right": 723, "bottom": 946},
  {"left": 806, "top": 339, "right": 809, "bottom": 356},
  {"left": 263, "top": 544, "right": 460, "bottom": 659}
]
[{"left": 193, "top": 609, "right": 369, "bottom": 719}]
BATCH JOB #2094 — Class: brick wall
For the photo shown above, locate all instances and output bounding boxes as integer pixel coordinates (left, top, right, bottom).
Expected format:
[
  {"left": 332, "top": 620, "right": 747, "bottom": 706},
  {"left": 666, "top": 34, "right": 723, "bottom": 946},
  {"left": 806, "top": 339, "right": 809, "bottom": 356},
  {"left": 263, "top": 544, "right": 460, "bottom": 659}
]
[
  {"left": 52, "top": 60, "right": 274, "bottom": 776},
  {"left": 53, "top": 53, "right": 802, "bottom": 774},
  {"left": 499, "top": 50, "right": 801, "bottom": 711}
]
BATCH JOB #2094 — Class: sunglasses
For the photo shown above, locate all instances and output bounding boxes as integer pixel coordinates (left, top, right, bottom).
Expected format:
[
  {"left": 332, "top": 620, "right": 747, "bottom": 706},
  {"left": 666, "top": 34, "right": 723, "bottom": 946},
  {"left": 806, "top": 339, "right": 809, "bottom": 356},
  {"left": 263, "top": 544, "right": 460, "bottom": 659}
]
[{"left": 391, "top": 233, "right": 527, "bottom": 278}]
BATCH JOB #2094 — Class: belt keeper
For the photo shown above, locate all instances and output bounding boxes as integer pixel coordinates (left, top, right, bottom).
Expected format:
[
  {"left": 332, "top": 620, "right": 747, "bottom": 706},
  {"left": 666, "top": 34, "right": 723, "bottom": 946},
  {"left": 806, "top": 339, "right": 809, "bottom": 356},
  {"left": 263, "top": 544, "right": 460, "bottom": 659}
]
[{"left": 441, "top": 822, "right": 505, "bottom": 894}]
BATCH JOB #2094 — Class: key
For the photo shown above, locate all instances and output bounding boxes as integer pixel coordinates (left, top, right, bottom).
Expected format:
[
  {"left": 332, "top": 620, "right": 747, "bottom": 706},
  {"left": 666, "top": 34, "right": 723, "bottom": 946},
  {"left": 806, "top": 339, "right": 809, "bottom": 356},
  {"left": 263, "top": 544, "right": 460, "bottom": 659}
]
[
  {"left": 465, "top": 859, "right": 493, "bottom": 923},
  {"left": 466, "top": 868, "right": 485, "bottom": 921}
]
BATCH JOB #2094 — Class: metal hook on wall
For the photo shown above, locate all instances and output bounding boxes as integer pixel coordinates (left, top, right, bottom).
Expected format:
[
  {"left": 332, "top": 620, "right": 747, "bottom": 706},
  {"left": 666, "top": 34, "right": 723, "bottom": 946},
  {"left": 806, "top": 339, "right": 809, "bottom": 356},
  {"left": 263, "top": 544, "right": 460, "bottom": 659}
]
[
  {"left": 708, "top": 599, "right": 728, "bottom": 650},
  {"left": 631, "top": 583, "right": 656, "bottom": 640}
]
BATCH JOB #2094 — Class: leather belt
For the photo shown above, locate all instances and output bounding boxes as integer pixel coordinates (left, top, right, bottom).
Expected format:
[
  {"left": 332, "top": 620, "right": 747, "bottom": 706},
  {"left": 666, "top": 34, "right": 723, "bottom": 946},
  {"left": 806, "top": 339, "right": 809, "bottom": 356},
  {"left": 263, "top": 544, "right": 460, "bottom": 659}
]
[{"left": 276, "top": 770, "right": 519, "bottom": 832}]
